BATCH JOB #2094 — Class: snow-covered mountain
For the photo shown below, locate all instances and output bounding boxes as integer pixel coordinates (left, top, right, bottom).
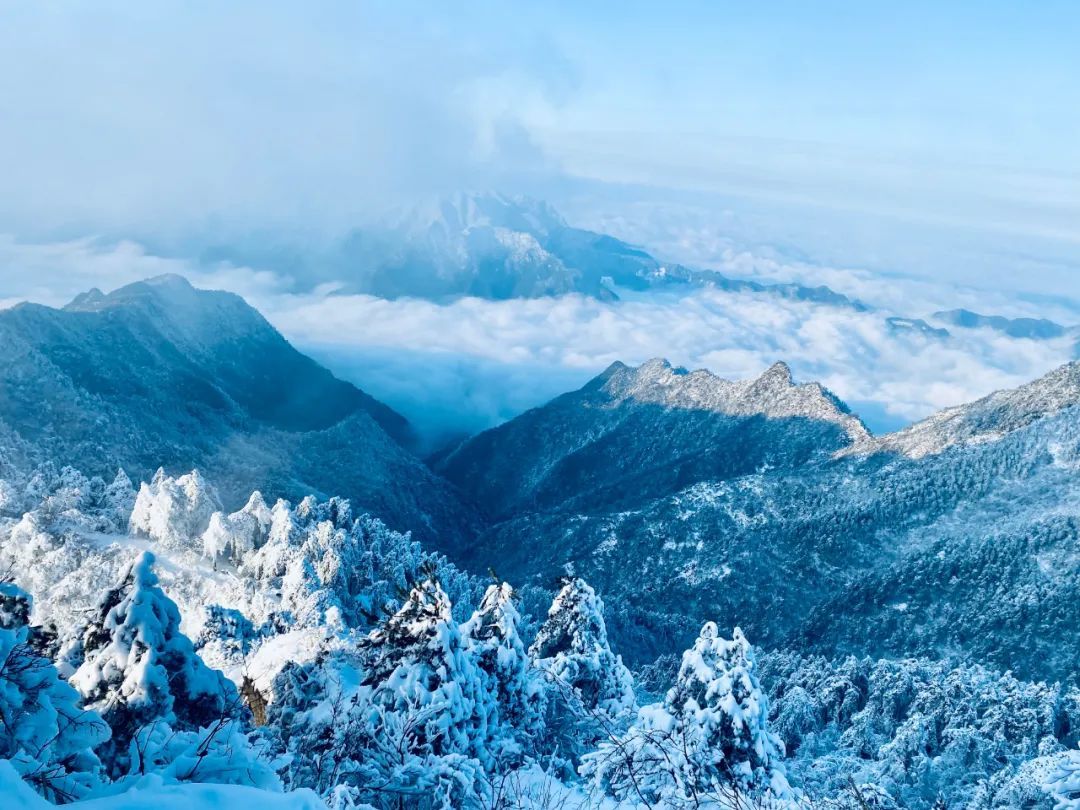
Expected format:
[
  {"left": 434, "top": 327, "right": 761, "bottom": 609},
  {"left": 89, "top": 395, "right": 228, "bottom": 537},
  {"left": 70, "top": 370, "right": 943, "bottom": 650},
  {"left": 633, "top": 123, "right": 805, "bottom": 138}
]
[
  {"left": 933, "top": 307, "right": 1069, "bottom": 340},
  {"left": 189, "top": 191, "right": 871, "bottom": 306},
  {"left": 341, "top": 192, "right": 877, "bottom": 304},
  {"left": 4, "top": 279, "right": 1080, "bottom": 809},
  {"left": 0, "top": 275, "right": 477, "bottom": 544},
  {"left": 436, "top": 356, "right": 1080, "bottom": 687},
  {"left": 853, "top": 359, "right": 1080, "bottom": 458},
  {"left": 434, "top": 358, "right": 867, "bottom": 522}
]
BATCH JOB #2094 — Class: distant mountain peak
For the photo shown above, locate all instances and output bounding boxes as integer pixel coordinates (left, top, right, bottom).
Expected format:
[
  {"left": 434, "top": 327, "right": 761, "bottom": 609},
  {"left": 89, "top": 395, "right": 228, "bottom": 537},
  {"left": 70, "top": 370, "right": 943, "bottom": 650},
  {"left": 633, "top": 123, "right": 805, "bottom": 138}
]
[
  {"left": 933, "top": 308, "right": 1068, "bottom": 340},
  {"left": 750, "top": 360, "right": 794, "bottom": 390},
  {"left": 601, "top": 358, "right": 869, "bottom": 442},
  {"left": 64, "top": 287, "right": 106, "bottom": 310},
  {"left": 385, "top": 190, "right": 567, "bottom": 240},
  {"left": 64, "top": 273, "right": 207, "bottom": 313}
]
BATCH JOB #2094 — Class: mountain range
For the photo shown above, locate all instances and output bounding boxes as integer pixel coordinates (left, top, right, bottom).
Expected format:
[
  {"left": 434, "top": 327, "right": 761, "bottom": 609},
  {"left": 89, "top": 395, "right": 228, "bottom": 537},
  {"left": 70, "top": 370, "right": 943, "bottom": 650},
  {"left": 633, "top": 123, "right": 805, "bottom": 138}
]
[
  {"left": 437, "top": 353, "right": 1080, "bottom": 682},
  {"left": 185, "top": 191, "right": 870, "bottom": 307},
  {"left": 2, "top": 275, "right": 1079, "bottom": 686}
]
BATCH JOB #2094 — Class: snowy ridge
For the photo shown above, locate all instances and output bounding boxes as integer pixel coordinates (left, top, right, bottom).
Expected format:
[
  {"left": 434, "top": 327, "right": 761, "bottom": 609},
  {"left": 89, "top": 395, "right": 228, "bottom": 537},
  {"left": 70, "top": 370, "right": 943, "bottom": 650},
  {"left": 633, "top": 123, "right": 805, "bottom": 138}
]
[
  {"left": 853, "top": 359, "right": 1080, "bottom": 458},
  {"left": 382, "top": 190, "right": 568, "bottom": 239},
  {"left": 601, "top": 358, "right": 871, "bottom": 444}
]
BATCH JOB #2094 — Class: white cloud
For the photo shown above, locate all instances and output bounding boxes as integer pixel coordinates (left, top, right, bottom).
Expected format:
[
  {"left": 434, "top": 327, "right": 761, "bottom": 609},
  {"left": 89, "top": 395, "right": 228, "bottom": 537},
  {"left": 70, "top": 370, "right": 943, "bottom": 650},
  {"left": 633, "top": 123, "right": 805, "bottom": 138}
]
[
  {"left": 0, "top": 234, "right": 1072, "bottom": 443},
  {"left": 258, "top": 281, "right": 1073, "bottom": 437}
]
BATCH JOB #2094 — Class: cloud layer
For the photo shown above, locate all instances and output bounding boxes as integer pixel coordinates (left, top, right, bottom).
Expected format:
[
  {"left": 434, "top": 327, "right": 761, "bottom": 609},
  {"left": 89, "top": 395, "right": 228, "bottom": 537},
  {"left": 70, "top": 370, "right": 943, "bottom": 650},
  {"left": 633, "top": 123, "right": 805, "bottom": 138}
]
[{"left": 1, "top": 234, "right": 1073, "bottom": 444}]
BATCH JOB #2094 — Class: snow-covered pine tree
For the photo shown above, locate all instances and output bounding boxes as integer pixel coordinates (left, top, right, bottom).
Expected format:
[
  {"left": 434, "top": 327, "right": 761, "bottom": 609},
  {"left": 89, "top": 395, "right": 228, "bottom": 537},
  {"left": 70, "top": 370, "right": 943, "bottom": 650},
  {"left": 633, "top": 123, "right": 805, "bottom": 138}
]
[
  {"left": 99, "top": 469, "right": 137, "bottom": 531},
  {"left": 202, "top": 491, "right": 272, "bottom": 569},
  {"left": 529, "top": 577, "right": 635, "bottom": 720},
  {"left": 460, "top": 582, "right": 544, "bottom": 751},
  {"left": 352, "top": 571, "right": 499, "bottom": 805},
  {"left": 0, "top": 581, "right": 110, "bottom": 802},
  {"left": 582, "top": 622, "right": 791, "bottom": 807},
  {"left": 129, "top": 469, "right": 221, "bottom": 551},
  {"left": 69, "top": 551, "right": 241, "bottom": 776}
]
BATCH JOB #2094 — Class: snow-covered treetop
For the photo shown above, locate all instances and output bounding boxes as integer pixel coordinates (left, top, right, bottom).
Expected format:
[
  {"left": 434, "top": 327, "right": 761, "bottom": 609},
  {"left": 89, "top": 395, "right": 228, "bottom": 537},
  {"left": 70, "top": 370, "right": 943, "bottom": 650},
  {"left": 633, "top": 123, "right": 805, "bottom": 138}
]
[
  {"left": 530, "top": 578, "right": 635, "bottom": 719},
  {"left": 71, "top": 551, "right": 239, "bottom": 739},
  {"left": 0, "top": 581, "right": 32, "bottom": 629},
  {"left": 361, "top": 574, "right": 456, "bottom": 686},
  {"left": 601, "top": 358, "right": 870, "bottom": 443},
  {"left": 130, "top": 469, "right": 222, "bottom": 551},
  {"left": 666, "top": 623, "right": 788, "bottom": 795},
  {"left": 461, "top": 582, "right": 519, "bottom": 647}
]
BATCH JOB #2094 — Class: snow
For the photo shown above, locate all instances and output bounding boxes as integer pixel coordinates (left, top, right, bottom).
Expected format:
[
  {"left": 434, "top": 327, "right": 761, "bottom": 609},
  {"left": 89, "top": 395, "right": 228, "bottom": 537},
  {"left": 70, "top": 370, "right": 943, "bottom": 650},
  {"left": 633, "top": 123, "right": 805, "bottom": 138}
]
[
  {"left": 603, "top": 358, "right": 870, "bottom": 443},
  {"left": 852, "top": 359, "right": 1080, "bottom": 459},
  {"left": 0, "top": 759, "right": 326, "bottom": 810}
]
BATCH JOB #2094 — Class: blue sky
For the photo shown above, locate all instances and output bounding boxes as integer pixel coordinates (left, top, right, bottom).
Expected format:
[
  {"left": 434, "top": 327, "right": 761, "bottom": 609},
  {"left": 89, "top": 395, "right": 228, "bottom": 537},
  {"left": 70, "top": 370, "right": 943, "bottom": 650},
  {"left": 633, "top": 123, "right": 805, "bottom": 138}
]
[{"left": 1, "top": 1, "right": 1076, "bottom": 257}]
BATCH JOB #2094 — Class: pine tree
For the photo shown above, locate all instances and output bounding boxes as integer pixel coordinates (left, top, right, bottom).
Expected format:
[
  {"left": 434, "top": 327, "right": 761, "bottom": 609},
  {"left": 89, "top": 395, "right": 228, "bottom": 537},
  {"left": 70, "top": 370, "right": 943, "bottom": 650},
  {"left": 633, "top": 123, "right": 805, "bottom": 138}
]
[
  {"left": 202, "top": 491, "right": 272, "bottom": 569},
  {"left": 69, "top": 552, "right": 241, "bottom": 775},
  {"left": 352, "top": 573, "right": 499, "bottom": 805},
  {"left": 529, "top": 577, "right": 635, "bottom": 720},
  {"left": 460, "top": 582, "right": 544, "bottom": 749},
  {"left": 0, "top": 581, "right": 110, "bottom": 802},
  {"left": 99, "top": 469, "right": 136, "bottom": 532},
  {"left": 582, "top": 623, "right": 790, "bottom": 806}
]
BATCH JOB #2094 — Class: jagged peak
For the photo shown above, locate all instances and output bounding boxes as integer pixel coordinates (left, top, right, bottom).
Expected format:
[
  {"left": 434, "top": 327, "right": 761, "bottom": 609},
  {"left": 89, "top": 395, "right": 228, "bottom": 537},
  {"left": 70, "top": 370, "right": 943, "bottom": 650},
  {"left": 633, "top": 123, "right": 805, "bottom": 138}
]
[
  {"left": 64, "top": 287, "right": 106, "bottom": 310},
  {"left": 64, "top": 273, "right": 219, "bottom": 314},
  {"left": 755, "top": 361, "right": 793, "bottom": 388},
  {"left": 599, "top": 358, "right": 869, "bottom": 442}
]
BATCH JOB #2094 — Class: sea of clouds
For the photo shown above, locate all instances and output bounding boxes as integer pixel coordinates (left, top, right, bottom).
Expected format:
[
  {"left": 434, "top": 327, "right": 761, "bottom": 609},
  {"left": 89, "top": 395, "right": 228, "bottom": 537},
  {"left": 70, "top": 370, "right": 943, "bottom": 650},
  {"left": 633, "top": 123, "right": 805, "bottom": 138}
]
[{"left": 1, "top": 233, "right": 1075, "bottom": 446}]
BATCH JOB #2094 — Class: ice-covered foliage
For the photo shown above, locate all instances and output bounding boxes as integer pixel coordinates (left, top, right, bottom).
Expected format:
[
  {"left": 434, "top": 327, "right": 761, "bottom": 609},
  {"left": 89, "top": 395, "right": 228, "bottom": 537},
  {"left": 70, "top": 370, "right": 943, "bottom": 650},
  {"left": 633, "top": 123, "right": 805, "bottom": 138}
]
[
  {"left": 201, "top": 491, "right": 272, "bottom": 568},
  {"left": 4, "top": 446, "right": 1078, "bottom": 808},
  {"left": 582, "top": 623, "right": 789, "bottom": 806},
  {"left": 0, "top": 469, "right": 478, "bottom": 693},
  {"left": 129, "top": 470, "right": 221, "bottom": 552},
  {"left": 460, "top": 582, "right": 545, "bottom": 743},
  {"left": 526, "top": 577, "right": 636, "bottom": 776},
  {"left": 760, "top": 651, "right": 1080, "bottom": 809},
  {"left": 0, "top": 583, "right": 110, "bottom": 802},
  {"left": 69, "top": 553, "right": 240, "bottom": 775},
  {"left": 530, "top": 578, "right": 635, "bottom": 720},
  {"left": 265, "top": 574, "right": 506, "bottom": 807},
  {"left": 116, "top": 719, "right": 280, "bottom": 791},
  {"left": 0, "top": 465, "right": 134, "bottom": 534}
]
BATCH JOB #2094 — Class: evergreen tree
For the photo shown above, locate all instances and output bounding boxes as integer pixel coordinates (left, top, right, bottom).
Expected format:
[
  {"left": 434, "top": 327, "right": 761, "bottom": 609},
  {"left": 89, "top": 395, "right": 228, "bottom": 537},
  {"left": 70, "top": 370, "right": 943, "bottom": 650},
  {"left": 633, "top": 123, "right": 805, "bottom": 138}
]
[
  {"left": 353, "top": 573, "right": 499, "bottom": 805},
  {"left": 69, "top": 552, "right": 241, "bottom": 775},
  {"left": 202, "top": 491, "right": 272, "bottom": 569},
  {"left": 582, "top": 623, "right": 790, "bottom": 806},
  {"left": 460, "top": 582, "right": 544, "bottom": 750},
  {"left": 129, "top": 469, "right": 221, "bottom": 550},
  {"left": 529, "top": 577, "right": 635, "bottom": 720},
  {"left": 0, "top": 582, "right": 110, "bottom": 802}
]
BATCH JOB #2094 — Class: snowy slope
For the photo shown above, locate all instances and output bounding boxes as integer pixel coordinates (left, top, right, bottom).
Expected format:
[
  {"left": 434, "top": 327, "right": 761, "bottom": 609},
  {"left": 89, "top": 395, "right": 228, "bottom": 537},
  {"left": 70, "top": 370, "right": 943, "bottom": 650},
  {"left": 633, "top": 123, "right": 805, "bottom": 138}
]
[
  {"left": 435, "top": 358, "right": 867, "bottom": 522},
  {"left": 853, "top": 359, "right": 1080, "bottom": 458},
  {"left": 0, "top": 276, "right": 478, "bottom": 545},
  {"left": 441, "top": 358, "right": 1080, "bottom": 682}
]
